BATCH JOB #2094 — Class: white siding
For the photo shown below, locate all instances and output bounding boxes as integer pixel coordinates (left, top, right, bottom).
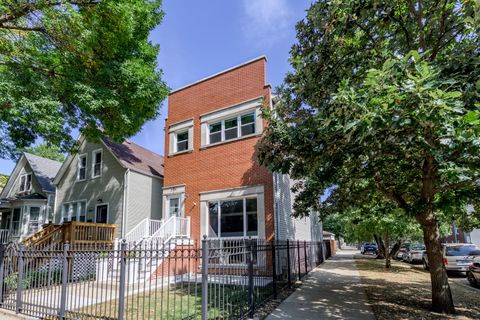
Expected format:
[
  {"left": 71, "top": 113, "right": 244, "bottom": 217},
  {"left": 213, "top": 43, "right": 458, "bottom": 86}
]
[
  {"left": 126, "top": 171, "right": 163, "bottom": 234},
  {"left": 273, "top": 173, "right": 323, "bottom": 242}
]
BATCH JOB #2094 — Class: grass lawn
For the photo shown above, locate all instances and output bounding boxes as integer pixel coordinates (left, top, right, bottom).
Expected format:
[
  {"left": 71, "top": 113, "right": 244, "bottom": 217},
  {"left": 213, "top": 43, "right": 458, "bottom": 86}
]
[{"left": 69, "top": 282, "right": 271, "bottom": 319}]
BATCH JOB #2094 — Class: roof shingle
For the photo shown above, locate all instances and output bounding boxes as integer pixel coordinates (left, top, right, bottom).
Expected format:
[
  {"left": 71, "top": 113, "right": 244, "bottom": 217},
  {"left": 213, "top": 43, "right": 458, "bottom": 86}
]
[{"left": 102, "top": 138, "right": 164, "bottom": 178}]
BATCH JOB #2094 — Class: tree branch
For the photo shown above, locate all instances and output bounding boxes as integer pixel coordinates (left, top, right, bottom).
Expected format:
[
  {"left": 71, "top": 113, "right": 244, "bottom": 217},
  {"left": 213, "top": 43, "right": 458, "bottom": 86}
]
[
  {"left": 0, "top": 24, "right": 46, "bottom": 33},
  {"left": 374, "top": 172, "right": 408, "bottom": 209},
  {"left": 435, "top": 177, "right": 480, "bottom": 193}
]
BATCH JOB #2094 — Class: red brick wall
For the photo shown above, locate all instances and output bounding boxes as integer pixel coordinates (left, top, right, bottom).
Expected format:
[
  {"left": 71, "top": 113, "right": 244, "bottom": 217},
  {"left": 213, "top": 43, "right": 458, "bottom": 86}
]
[{"left": 164, "top": 58, "right": 274, "bottom": 242}]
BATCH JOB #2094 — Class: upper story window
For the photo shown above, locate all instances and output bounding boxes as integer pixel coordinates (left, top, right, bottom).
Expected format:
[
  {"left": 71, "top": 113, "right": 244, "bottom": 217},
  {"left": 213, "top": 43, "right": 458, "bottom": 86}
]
[
  {"left": 168, "top": 119, "right": 193, "bottom": 156},
  {"left": 92, "top": 150, "right": 103, "bottom": 178},
  {"left": 77, "top": 154, "right": 87, "bottom": 181},
  {"left": 200, "top": 97, "right": 263, "bottom": 148},
  {"left": 207, "top": 111, "right": 255, "bottom": 145},
  {"left": 19, "top": 173, "right": 32, "bottom": 192},
  {"left": 176, "top": 131, "right": 189, "bottom": 153}
]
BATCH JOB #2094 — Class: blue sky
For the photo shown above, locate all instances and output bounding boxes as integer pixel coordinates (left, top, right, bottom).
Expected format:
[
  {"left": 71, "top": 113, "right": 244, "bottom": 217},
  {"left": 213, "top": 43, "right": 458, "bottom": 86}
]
[{"left": 0, "top": 0, "right": 312, "bottom": 175}]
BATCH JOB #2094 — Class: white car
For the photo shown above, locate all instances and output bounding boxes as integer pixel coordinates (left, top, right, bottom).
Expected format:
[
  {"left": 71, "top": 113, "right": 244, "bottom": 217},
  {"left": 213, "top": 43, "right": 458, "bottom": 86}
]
[{"left": 423, "top": 243, "right": 480, "bottom": 272}]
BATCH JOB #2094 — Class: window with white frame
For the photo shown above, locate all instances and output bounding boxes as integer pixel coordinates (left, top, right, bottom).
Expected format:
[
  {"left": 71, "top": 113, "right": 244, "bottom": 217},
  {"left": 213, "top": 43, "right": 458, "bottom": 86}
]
[
  {"left": 62, "top": 201, "right": 87, "bottom": 222},
  {"left": 208, "top": 197, "right": 258, "bottom": 238},
  {"left": 77, "top": 154, "right": 86, "bottom": 181},
  {"left": 19, "top": 173, "right": 32, "bottom": 192},
  {"left": 168, "top": 197, "right": 181, "bottom": 217},
  {"left": 176, "top": 131, "right": 189, "bottom": 153},
  {"left": 92, "top": 150, "right": 102, "bottom": 178},
  {"left": 28, "top": 207, "right": 41, "bottom": 233},
  {"left": 207, "top": 111, "right": 256, "bottom": 145},
  {"left": 168, "top": 119, "right": 193, "bottom": 155}
]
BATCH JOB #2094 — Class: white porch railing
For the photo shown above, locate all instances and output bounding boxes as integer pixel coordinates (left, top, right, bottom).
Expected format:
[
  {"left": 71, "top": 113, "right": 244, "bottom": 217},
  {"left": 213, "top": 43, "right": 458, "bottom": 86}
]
[
  {"left": 151, "top": 216, "right": 190, "bottom": 242},
  {"left": 125, "top": 216, "right": 190, "bottom": 243},
  {"left": 124, "top": 218, "right": 164, "bottom": 243},
  {"left": 0, "top": 229, "right": 10, "bottom": 244}
]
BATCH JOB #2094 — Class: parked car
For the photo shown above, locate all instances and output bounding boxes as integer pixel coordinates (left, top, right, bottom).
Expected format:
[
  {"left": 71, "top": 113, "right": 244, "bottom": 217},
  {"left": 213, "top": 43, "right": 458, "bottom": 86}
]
[
  {"left": 361, "top": 243, "right": 378, "bottom": 255},
  {"left": 402, "top": 244, "right": 426, "bottom": 263},
  {"left": 396, "top": 243, "right": 410, "bottom": 260},
  {"left": 422, "top": 243, "right": 480, "bottom": 272},
  {"left": 467, "top": 254, "right": 480, "bottom": 287}
]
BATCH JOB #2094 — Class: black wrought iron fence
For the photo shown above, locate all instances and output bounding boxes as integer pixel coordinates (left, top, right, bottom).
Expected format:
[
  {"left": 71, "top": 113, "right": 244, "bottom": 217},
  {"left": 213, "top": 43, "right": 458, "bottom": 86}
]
[{"left": 0, "top": 238, "right": 324, "bottom": 319}]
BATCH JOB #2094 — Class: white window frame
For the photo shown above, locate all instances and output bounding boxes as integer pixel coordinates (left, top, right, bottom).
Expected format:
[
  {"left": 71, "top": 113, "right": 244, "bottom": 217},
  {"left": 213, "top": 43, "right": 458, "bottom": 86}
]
[
  {"left": 62, "top": 200, "right": 87, "bottom": 222},
  {"left": 168, "top": 119, "right": 194, "bottom": 156},
  {"left": 175, "top": 130, "right": 189, "bottom": 153},
  {"left": 77, "top": 153, "right": 87, "bottom": 181},
  {"left": 207, "top": 196, "right": 258, "bottom": 239},
  {"left": 206, "top": 111, "right": 256, "bottom": 145},
  {"left": 18, "top": 173, "right": 32, "bottom": 193},
  {"left": 92, "top": 149, "right": 103, "bottom": 178},
  {"left": 95, "top": 203, "right": 109, "bottom": 224},
  {"left": 168, "top": 196, "right": 182, "bottom": 218}
]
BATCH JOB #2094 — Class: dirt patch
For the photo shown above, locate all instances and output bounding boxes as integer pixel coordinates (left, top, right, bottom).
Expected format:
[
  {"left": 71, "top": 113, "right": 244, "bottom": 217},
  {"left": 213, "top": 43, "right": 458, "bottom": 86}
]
[{"left": 354, "top": 254, "right": 480, "bottom": 320}]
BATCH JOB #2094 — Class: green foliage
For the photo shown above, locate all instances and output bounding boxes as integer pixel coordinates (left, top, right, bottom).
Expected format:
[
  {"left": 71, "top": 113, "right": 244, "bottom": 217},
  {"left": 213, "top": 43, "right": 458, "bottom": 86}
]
[
  {"left": 0, "top": 0, "right": 169, "bottom": 159},
  {"left": 258, "top": 0, "right": 480, "bottom": 227},
  {"left": 4, "top": 269, "right": 62, "bottom": 290},
  {"left": 22, "top": 143, "right": 65, "bottom": 162},
  {"left": 0, "top": 174, "right": 8, "bottom": 191},
  {"left": 258, "top": 2, "right": 479, "bottom": 309}
]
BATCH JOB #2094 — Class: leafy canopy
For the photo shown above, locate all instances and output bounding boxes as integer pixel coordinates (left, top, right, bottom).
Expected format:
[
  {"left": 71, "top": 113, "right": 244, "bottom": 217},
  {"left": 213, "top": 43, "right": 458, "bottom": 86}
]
[
  {"left": 21, "top": 143, "right": 65, "bottom": 162},
  {"left": 0, "top": 0, "right": 169, "bottom": 159},
  {"left": 258, "top": 0, "right": 480, "bottom": 226}
]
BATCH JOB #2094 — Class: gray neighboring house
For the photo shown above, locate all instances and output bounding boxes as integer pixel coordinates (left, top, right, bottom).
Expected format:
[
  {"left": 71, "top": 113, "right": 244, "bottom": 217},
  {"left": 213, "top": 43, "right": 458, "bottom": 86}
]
[
  {"left": 0, "top": 153, "right": 62, "bottom": 242},
  {"left": 54, "top": 136, "right": 164, "bottom": 237}
]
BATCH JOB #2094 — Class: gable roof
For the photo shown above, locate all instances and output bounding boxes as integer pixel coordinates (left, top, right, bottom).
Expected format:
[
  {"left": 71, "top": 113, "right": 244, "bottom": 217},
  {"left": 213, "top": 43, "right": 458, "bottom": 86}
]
[
  {"left": 0, "top": 153, "right": 62, "bottom": 199},
  {"left": 102, "top": 138, "right": 164, "bottom": 178},
  {"left": 24, "top": 153, "right": 63, "bottom": 193}
]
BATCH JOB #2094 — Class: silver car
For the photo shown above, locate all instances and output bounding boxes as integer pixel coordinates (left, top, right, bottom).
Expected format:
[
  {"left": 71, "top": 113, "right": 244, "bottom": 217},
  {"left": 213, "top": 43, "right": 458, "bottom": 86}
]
[{"left": 423, "top": 243, "right": 480, "bottom": 272}]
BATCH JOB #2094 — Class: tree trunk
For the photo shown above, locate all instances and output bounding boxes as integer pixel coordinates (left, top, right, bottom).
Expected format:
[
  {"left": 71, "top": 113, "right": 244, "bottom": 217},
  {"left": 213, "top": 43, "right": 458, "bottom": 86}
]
[
  {"left": 389, "top": 240, "right": 403, "bottom": 259},
  {"left": 373, "top": 234, "right": 385, "bottom": 259},
  {"left": 337, "top": 239, "right": 342, "bottom": 250},
  {"left": 418, "top": 211, "right": 455, "bottom": 314},
  {"left": 384, "top": 232, "right": 391, "bottom": 268}
]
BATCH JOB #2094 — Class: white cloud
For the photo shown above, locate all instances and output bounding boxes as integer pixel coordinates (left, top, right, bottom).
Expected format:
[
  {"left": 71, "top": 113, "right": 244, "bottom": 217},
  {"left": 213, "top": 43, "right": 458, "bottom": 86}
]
[{"left": 241, "top": 0, "right": 293, "bottom": 47}]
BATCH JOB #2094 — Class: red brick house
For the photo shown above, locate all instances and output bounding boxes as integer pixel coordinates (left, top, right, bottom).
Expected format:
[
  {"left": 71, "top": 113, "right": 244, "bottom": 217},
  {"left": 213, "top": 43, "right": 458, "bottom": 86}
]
[{"left": 162, "top": 56, "right": 323, "bottom": 243}]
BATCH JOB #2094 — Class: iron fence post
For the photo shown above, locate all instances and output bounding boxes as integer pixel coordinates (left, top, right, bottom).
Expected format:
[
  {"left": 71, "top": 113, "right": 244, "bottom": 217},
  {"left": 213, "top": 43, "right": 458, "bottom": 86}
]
[
  {"left": 286, "top": 239, "right": 291, "bottom": 287},
  {"left": 271, "top": 240, "right": 277, "bottom": 299},
  {"left": 304, "top": 241, "right": 308, "bottom": 275},
  {"left": 247, "top": 239, "right": 254, "bottom": 319},
  {"left": 201, "top": 235, "right": 209, "bottom": 320},
  {"left": 118, "top": 240, "right": 127, "bottom": 320},
  {"left": 297, "top": 241, "right": 301, "bottom": 281},
  {"left": 58, "top": 242, "right": 69, "bottom": 319},
  {"left": 0, "top": 244, "right": 5, "bottom": 306},
  {"left": 16, "top": 244, "right": 24, "bottom": 314}
]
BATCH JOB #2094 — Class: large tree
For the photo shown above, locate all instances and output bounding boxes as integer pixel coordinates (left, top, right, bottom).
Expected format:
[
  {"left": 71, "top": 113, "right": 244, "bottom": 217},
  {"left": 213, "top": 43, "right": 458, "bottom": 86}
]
[
  {"left": 257, "top": 0, "right": 480, "bottom": 314},
  {"left": 0, "top": 0, "right": 168, "bottom": 159},
  {"left": 22, "top": 143, "right": 65, "bottom": 162}
]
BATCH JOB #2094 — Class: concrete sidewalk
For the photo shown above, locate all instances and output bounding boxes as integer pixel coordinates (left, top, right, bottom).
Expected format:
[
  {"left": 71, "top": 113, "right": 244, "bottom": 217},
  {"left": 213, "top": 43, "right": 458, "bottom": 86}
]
[{"left": 266, "top": 249, "right": 375, "bottom": 320}]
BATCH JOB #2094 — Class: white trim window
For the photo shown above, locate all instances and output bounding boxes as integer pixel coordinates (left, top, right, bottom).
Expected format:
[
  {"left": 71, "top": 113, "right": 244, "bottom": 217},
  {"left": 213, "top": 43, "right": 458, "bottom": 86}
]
[
  {"left": 62, "top": 201, "right": 87, "bottom": 222},
  {"left": 19, "top": 173, "right": 32, "bottom": 192},
  {"left": 77, "top": 154, "right": 87, "bottom": 181},
  {"left": 28, "top": 206, "right": 41, "bottom": 234},
  {"left": 169, "top": 197, "right": 181, "bottom": 217},
  {"left": 207, "top": 111, "right": 256, "bottom": 145},
  {"left": 208, "top": 197, "right": 258, "bottom": 238},
  {"left": 92, "top": 149, "right": 103, "bottom": 178},
  {"left": 168, "top": 119, "right": 194, "bottom": 156},
  {"left": 175, "top": 131, "right": 189, "bottom": 153}
]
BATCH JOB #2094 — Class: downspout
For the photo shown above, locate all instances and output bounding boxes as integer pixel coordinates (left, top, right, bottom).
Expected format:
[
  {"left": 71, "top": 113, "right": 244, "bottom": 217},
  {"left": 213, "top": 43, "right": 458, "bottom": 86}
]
[{"left": 122, "top": 169, "right": 130, "bottom": 238}]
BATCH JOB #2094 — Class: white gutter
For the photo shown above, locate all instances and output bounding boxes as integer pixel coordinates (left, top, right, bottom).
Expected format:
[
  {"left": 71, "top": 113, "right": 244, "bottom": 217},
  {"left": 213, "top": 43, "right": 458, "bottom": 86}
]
[{"left": 122, "top": 169, "right": 130, "bottom": 238}]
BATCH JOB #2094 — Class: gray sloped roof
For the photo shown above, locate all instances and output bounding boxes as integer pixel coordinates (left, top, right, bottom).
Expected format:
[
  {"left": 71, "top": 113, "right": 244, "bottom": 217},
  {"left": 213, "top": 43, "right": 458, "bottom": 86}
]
[{"left": 24, "top": 153, "right": 62, "bottom": 193}]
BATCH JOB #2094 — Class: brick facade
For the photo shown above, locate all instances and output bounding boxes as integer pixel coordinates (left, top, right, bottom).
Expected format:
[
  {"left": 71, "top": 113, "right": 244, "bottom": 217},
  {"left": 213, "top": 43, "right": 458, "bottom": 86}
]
[{"left": 164, "top": 57, "right": 274, "bottom": 242}]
